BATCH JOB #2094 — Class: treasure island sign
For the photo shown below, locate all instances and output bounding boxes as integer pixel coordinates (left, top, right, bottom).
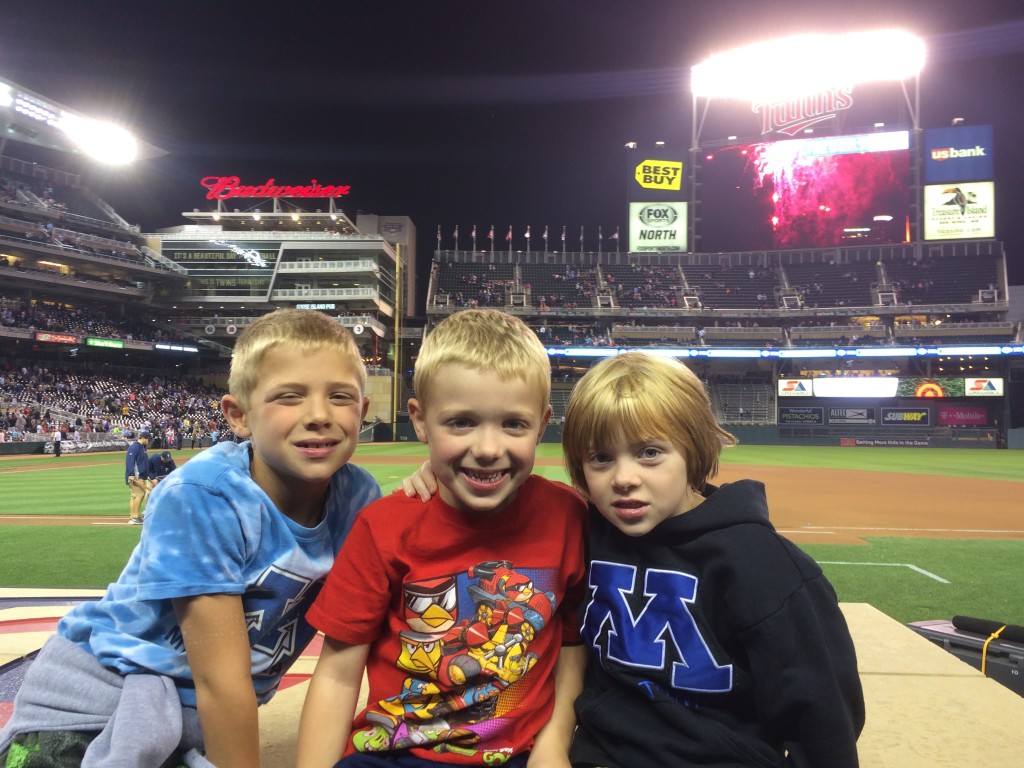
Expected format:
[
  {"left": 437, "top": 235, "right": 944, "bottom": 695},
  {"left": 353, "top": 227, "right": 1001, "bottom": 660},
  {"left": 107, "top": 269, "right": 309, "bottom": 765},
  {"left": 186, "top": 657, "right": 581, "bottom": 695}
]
[{"left": 200, "top": 176, "right": 351, "bottom": 200}]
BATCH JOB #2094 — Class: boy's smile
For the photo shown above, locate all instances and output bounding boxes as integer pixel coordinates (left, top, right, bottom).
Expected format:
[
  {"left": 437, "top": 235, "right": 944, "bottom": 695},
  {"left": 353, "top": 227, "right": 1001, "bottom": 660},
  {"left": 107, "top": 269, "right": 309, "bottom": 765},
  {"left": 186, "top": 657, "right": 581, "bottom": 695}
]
[
  {"left": 222, "top": 345, "right": 368, "bottom": 523},
  {"left": 409, "top": 364, "right": 550, "bottom": 516}
]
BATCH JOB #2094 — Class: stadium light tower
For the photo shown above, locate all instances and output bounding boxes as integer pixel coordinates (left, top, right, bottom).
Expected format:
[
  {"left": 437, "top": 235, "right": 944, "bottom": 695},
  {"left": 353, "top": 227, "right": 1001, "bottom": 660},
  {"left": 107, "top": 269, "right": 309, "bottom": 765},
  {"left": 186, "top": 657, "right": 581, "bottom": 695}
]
[
  {"left": 689, "top": 28, "right": 926, "bottom": 149},
  {"left": 0, "top": 77, "right": 164, "bottom": 164}
]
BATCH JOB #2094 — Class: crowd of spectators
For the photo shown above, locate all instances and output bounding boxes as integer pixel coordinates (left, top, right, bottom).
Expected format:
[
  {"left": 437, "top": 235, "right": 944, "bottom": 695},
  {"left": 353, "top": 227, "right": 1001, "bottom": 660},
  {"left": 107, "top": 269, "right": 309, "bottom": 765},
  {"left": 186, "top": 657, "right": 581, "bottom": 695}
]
[
  {"left": 0, "top": 297, "right": 190, "bottom": 344},
  {"left": 1, "top": 173, "right": 153, "bottom": 286},
  {"left": 534, "top": 322, "right": 611, "bottom": 347},
  {"left": 0, "top": 362, "right": 232, "bottom": 446},
  {"left": 603, "top": 264, "right": 681, "bottom": 309}
]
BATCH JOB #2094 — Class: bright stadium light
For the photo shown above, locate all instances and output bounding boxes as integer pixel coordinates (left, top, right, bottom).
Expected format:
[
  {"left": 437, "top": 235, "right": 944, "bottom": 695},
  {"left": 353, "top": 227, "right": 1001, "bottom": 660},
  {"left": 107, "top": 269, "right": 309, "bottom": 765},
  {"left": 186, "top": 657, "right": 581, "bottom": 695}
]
[
  {"left": 691, "top": 29, "right": 925, "bottom": 103},
  {"left": 58, "top": 113, "right": 139, "bottom": 165}
]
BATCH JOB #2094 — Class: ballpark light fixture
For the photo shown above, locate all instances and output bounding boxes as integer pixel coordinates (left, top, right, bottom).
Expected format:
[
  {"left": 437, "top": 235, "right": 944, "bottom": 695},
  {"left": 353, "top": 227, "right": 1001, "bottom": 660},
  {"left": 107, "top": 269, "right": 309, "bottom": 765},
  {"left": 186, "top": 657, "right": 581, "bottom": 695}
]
[
  {"left": 691, "top": 29, "right": 926, "bottom": 103},
  {"left": 57, "top": 113, "right": 139, "bottom": 165},
  {"left": 0, "top": 76, "right": 162, "bottom": 163}
]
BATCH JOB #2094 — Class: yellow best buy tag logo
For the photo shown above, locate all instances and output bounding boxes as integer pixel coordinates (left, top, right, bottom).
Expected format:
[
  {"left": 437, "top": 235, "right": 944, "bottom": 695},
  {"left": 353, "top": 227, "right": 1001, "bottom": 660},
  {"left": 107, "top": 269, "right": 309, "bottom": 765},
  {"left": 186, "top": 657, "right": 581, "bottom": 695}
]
[{"left": 635, "top": 159, "right": 682, "bottom": 190}]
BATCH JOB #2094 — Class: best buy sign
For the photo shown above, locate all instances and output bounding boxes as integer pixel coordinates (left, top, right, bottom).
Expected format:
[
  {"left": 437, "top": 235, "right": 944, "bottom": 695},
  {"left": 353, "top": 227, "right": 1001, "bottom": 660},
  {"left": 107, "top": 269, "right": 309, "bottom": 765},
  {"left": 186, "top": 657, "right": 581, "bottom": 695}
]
[{"left": 635, "top": 159, "right": 682, "bottom": 190}]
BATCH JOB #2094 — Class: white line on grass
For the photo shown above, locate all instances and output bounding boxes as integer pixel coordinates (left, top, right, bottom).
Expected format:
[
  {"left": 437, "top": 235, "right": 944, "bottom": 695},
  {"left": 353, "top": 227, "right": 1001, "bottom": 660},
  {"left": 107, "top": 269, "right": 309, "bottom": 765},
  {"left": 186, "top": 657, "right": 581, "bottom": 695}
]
[
  {"left": 817, "top": 561, "right": 950, "bottom": 583},
  {"left": 803, "top": 525, "right": 1024, "bottom": 535},
  {"left": 777, "top": 529, "right": 835, "bottom": 535}
]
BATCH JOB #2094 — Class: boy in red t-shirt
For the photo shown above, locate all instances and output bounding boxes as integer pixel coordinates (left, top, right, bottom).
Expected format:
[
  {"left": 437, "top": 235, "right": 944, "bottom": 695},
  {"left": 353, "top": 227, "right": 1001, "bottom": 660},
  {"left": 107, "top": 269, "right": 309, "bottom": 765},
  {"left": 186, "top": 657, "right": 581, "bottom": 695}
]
[{"left": 299, "top": 309, "right": 587, "bottom": 768}]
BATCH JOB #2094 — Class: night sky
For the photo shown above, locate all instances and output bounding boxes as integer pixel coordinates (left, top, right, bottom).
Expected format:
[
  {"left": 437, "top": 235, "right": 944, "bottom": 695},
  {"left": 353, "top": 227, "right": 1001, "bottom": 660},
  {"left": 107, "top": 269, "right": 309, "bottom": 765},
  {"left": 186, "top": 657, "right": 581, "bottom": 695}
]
[{"left": 2, "top": 1, "right": 1023, "bottom": 294}]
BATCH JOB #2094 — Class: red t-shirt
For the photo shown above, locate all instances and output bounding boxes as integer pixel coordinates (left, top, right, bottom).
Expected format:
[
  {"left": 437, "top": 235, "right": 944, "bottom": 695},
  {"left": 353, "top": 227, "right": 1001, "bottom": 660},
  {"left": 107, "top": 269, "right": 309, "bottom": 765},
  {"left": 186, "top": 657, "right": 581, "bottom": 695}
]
[{"left": 308, "top": 474, "right": 587, "bottom": 764}]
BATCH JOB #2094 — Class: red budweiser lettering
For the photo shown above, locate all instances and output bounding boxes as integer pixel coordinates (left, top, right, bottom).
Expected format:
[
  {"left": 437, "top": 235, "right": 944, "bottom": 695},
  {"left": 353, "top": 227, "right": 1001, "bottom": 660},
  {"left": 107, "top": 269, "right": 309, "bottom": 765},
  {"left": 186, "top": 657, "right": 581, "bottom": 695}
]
[
  {"left": 200, "top": 176, "right": 351, "bottom": 200},
  {"left": 752, "top": 87, "right": 854, "bottom": 136}
]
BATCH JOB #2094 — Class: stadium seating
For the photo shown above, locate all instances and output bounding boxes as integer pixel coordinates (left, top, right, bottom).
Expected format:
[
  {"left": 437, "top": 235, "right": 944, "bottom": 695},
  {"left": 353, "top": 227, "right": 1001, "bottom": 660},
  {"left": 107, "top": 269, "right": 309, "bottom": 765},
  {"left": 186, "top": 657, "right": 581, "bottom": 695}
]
[
  {"left": 883, "top": 252, "right": 1002, "bottom": 306},
  {"left": 601, "top": 264, "right": 683, "bottom": 308},
  {"left": 520, "top": 263, "right": 597, "bottom": 309},
  {"left": 782, "top": 258, "right": 878, "bottom": 309},
  {"left": 432, "top": 261, "right": 515, "bottom": 308}
]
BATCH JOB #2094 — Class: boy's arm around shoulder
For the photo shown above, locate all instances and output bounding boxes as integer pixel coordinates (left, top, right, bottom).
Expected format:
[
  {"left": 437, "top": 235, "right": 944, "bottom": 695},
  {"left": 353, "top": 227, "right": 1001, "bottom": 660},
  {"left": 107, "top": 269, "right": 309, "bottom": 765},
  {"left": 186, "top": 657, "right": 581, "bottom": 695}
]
[
  {"left": 527, "top": 643, "right": 586, "bottom": 768},
  {"left": 296, "top": 637, "right": 369, "bottom": 768},
  {"left": 173, "top": 593, "right": 261, "bottom": 768}
]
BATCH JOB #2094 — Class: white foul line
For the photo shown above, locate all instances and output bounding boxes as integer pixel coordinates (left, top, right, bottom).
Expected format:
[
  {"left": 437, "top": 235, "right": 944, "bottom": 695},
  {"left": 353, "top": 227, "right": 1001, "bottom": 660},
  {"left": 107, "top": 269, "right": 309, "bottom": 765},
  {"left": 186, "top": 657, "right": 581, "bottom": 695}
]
[
  {"left": 817, "top": 561, "right": 950, "bottom": 584},
  {"left": 802, "top": 525, "right": 1024, "bottom": 535}
]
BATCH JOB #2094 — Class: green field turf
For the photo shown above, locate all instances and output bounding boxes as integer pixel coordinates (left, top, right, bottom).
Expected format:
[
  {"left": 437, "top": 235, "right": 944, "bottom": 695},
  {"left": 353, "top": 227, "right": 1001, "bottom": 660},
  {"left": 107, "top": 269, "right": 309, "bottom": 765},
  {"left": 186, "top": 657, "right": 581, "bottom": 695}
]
[{"left": 1, "top": 443, "right": 1021, "bottom": 627}]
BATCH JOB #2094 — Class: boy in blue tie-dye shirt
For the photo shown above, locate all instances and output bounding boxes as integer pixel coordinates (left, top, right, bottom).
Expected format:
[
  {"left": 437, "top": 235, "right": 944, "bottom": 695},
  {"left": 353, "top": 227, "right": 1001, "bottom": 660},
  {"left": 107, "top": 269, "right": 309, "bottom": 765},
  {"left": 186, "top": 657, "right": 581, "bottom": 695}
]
[{"left": 0, "top": 309, "right": 381, "bottom": 768}]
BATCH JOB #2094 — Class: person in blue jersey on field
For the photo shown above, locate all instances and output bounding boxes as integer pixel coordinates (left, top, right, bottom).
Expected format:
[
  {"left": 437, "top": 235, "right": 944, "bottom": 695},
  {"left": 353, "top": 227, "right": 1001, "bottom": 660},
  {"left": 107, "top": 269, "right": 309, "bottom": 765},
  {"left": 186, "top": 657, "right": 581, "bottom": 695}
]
[
  {"left": 0, "top": 309, "right": 382, "bottom": 768},
  {"left": 148, "top": 450, "right": 178, "bottom": 484},
  {"left": 125, "top": 429, "right": 154, "bottom": 524}
]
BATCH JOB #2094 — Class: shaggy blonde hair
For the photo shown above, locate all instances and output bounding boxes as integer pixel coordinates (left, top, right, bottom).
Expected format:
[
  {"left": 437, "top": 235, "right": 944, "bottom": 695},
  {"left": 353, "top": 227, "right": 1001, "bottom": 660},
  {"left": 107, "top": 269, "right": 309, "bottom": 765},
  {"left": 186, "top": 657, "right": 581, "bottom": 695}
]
[
  {"left": 562, "top": 352, "right": 736, "bottom": 493},
  {"left": 227, "top": 309, "right": 365, "bottom": 410},
  {"left": 413, "top": 309, "right": 551, "bottom": 412}
]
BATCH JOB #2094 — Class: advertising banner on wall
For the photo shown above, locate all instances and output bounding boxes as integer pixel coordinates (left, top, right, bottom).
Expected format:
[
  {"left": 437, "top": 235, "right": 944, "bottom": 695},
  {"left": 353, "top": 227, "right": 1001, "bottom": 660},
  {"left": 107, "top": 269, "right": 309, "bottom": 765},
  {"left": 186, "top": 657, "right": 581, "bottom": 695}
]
[
  {"left": 937, "top": 404, "right": 988, "bottom": 426},
  {"left": 965, "top": 377, "right": 1004, "bottom": 396},
  {"left": 923, "top": 125, "right": 993, "bottom": 184},
  {"left": 923, "top": 181, "right": 995, "bottom": 240},
  {"left": 778, "top": 379, "right": 813, "bottom": 397},
  {"left": 35, "top": 332, "right": 77, "bottom": 344},
  {"left": 827, "top": 407, "right": 876, "bottom": 425},
  {"left": 628, "top": 201, "right": 688, "bottom": 252},
  {"left": 166, "top": 241, "right": 279, "bottom": 267},
  {"left": 881, "top": 408, "right": 930, "bottom": 426},
  {"left": 778, "top": 406, "right": 824, "bottom": 425}
]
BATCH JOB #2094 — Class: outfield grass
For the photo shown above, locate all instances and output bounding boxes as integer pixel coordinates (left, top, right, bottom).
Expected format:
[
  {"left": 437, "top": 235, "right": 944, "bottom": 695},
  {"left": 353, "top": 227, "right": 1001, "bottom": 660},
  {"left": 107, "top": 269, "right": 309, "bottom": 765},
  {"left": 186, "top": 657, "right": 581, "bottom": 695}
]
[{"left": 1, "top": 443, "right": 1021, "bottom": 627}]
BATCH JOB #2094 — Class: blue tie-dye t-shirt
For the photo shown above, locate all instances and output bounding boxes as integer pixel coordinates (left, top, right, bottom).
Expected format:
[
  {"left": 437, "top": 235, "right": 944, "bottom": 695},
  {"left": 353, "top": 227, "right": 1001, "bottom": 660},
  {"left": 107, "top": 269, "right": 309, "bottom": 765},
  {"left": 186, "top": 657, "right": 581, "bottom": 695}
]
[{"left": 58, "top": 440, "right": 381, "bottom": 706}]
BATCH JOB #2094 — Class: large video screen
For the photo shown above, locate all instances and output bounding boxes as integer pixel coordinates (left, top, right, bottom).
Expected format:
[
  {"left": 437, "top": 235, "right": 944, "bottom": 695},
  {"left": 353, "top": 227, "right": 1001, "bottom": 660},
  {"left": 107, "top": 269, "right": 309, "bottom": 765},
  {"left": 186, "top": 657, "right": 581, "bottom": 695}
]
[{"left": 697, "top": 131, "right": 911, "bottom": 251}]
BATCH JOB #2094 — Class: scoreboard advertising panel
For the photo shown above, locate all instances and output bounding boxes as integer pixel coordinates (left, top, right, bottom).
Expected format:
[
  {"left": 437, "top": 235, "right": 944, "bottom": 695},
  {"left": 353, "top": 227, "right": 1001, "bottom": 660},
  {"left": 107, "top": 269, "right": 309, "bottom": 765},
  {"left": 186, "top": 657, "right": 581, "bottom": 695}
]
[
  {"left": 923, "top": 125, "right": 993, "bottom": 184},
  {"left": 628, "top": 154, "right": 685, "bottom": 200},
  {"left": 923, "top": 181, "right": 995, "bottom": 240},
  {"left": 627, "top": 151, "right": 688, "bottom": 253},
  {"left": 628, "top": 201, "right": 688, "bottom": 252}
]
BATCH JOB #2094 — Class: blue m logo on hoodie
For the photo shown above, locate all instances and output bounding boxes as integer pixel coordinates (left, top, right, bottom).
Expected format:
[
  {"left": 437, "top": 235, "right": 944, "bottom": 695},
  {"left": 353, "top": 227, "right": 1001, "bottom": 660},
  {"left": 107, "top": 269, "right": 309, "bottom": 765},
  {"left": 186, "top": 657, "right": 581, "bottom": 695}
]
[{"left": 582, "top": 560, "right": 733, "bottom": 693}]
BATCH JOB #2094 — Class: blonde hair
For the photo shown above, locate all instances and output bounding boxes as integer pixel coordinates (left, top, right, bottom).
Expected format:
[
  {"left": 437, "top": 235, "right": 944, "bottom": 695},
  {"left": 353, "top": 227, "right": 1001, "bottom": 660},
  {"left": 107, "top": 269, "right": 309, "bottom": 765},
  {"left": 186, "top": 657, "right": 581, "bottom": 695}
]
[
  {"left": 413, "top": 309, "right": 551, "bottom": 412},
  {"left": 227, "top": 309, "right": 365, "bottom": 409},
  {"left": 562, "top": 352, "right": 736, "bottom": 493}
]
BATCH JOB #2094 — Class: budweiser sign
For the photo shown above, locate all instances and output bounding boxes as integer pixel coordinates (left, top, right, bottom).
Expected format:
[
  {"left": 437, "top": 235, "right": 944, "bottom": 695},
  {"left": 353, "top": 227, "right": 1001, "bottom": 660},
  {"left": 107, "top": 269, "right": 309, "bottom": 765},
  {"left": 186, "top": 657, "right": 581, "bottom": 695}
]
[
  {"left": 200, "top": 176, "right": 351, "bottom": 200},
  {"left": 752, "top": 86, "right": 854, "bottom": 136}
]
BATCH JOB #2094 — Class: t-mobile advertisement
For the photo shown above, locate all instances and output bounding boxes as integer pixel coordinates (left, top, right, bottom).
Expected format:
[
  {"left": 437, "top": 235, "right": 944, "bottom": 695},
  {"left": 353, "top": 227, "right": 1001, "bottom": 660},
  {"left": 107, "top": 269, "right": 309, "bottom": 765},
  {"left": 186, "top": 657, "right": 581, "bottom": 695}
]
[{"left": 937, "top": 404, "right": 989, "bottom": 426}]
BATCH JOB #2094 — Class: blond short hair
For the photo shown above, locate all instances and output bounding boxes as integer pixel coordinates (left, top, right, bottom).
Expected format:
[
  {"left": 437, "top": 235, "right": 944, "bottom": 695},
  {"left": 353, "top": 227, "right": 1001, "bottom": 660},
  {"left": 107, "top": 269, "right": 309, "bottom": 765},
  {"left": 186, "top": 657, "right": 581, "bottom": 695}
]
[
  {"left": 227, "top": 309, "right": 365, "bottom": 410},
  {"left": 413, "top": 309, "right": 551, "bottom": 412},
  {"left": 562, "top": 352, "right": 736, "bottom": 493}
]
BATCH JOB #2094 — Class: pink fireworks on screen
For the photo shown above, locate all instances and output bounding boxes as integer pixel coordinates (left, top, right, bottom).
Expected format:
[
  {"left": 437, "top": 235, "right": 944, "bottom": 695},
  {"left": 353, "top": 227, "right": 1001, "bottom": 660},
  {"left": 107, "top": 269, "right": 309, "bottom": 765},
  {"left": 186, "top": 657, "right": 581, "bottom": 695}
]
[{"left": 747, "top": 139, "right": 908, "bottom": 248}]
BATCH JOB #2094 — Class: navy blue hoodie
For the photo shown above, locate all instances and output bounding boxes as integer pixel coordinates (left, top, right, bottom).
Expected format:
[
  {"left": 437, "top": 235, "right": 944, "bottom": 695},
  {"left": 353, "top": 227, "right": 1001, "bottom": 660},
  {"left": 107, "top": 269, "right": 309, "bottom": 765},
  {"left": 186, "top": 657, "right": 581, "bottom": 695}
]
[{"left": 571, "top": 479, "right": 864, "bottom": 768}]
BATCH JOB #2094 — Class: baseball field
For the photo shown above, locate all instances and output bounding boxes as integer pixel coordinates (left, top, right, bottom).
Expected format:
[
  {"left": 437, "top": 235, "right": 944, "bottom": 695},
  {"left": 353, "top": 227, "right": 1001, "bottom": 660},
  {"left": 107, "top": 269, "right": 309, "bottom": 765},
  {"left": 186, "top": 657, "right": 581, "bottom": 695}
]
[{"left": 0, "top": 442, "right": 1021, "bottom": 627}]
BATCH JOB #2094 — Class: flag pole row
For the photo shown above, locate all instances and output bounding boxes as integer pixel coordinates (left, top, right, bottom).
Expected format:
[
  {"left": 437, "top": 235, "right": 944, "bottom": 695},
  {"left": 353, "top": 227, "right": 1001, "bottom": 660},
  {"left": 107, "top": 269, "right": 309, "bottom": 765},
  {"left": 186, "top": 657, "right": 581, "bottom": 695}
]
[{"left": 435, "top": 225, "right": 621, "bottom": 253}]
